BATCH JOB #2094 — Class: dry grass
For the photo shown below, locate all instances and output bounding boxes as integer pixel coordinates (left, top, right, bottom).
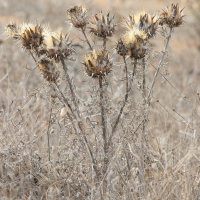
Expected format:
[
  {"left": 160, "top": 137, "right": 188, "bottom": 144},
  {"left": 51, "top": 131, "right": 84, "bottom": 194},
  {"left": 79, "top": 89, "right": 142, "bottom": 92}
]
[{"left": 0, "top": 0, "right": 200, "bottom": 200}]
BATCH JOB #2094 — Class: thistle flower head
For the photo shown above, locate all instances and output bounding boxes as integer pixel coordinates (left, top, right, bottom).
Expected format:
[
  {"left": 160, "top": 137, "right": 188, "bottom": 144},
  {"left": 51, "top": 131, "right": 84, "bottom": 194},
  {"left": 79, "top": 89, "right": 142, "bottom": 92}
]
[
  {"left": 90, "top": 12, "right": 116, "bottom": 38},
  {"left": 124, "top": 11, "right": 159, "bottom": 39},
  {"left": 6, "top": 23, "right": 19, "bottom": 39},
  {"left": 116, "top": 38, "right": 128, "bottom": 57},
  {"left": 38, "top": 56, "right": 59, "bottom": 82},
  {"left": 18, "top": 23, "right": 44, "bottom": 50},
  {"left": 67, "top": 5, "right": 88, "bottom": 29},
  {"left": 41, "top": 31, "right": 75, "bottom": 62},
  {"left": 159, "top": 4, "right": 184, "bottom": 27},
  {"left": 123, "top": 27, "right": 147, "bottom": 59},
  {"left": 83, "top": 49, "right": 112, "bottom": 78}
]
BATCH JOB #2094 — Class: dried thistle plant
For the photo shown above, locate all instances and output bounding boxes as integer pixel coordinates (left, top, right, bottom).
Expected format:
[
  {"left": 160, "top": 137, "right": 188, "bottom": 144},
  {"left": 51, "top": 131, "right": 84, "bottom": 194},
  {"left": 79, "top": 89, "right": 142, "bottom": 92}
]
[
  {"left": 159, "top": 3, "right": 185, "bottom": 27},
  {"left": 123, "top": 11, "right": 159, "bottom": 39},
  {"left": 123, "top": 27, "right": 147, "bottom": 59},
  {"left": 83, "top": 48, "right": 112, "bottom": 77},
  {"left": 38, "top": 56, "right": 59, "bottom": 82},
  {"left": 40, "top": 31, "right": 74, "bottom": 62},
  {"left": 90, "top": 12, "right": 116, "bottom": 38},
  {"left": 67, "top": 5, "right": 88, "bottom": 29},
  {"left": 116, "top": 38, "right": 128, "bottom": 57},
  {"left": 1, "top": 3, "right": 195, "bottom": 200}
]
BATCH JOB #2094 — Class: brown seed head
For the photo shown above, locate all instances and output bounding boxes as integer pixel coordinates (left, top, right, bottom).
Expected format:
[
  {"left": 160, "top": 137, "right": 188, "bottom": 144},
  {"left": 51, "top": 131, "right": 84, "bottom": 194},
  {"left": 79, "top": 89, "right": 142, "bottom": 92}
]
[
  {"left": 124, "top": 11, "right": 159, "bottom": 39},
  {"left": 67, "top": 5, "right": 88, "bottom": 29},
  {"left": 83, "top": 49, "right": 112, "bottom": 78},
  {"left": 40, "top": 31, "right": 75, "bottom": 62},
  {"left": 38, "top": 56, "right": 59, "bottom": 82},
  {"left": 159, "top": 4, "right": 184, "bottom": 27},
  {"left": 123, "top": 27, "right": 147, "bottom": 59},
  {"left": 90, "top": 12, "right": 116, "bottom": 38},
  {"left": 116, "top": 38, "right": 128, "bottom": 57},
  {"left": 18, "top": 23, "right": 44, "bottom": 50}
]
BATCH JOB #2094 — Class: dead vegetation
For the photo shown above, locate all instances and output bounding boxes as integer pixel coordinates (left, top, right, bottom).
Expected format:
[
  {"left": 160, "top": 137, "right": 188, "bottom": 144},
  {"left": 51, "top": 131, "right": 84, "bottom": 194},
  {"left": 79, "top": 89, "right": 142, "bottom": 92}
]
[{"left": 0, "top": 1, "right": 200, "bottom": 200}]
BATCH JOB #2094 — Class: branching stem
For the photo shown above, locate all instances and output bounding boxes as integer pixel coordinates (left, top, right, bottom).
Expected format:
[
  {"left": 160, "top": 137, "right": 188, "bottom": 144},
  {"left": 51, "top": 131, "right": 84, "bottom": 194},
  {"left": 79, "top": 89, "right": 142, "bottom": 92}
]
[
  {"left": 81, "top": 28, "right": 92, "bottom": 50},
  {"left": 147, "top": 27, "right": 172, "bottom": 102}
]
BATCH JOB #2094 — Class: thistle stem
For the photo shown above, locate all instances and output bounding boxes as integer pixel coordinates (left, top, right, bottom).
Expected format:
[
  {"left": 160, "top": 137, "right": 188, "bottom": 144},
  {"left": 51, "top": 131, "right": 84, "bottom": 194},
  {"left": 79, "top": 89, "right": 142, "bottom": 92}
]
[
  {"left": 81, "top": 28, "right": 92, "bottom": 50},
  {"left": 107, "top": 56, "right": 129, "bottom": 148},
  {"left": 46, "top": 107, "right": 52, "bottom": 162},
  {"left": 147, "top": 27, "right": 172, "bottom": 102},
  {"left": 128, "top": 59, "right": 137, "bottom": 92},
  {"left": 99, "top": 75, "right": 108, "bottom": 195},
  {"left": 141, "top": 57, "right": 146, "bottom": 196},
  {"left": 103, "top": 37, "right": 106, "bottom": 50},
  {"left": 30, "top": 51, "right": 37, "bottom": 62},
  {"left": 61, "top": 59, "right": 81, "bottom": 119}
]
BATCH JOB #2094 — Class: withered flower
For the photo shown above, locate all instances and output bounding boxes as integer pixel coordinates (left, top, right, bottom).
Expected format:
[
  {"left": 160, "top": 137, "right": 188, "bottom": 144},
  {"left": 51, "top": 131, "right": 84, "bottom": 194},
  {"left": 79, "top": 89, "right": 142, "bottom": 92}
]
[
  {"left": 123, "top": 27, "right": 147, "bottom": 59},
  {"left": 6, "top": 23, "right": 44, "bottom": 50},
  {"left": 124, "top": 11, "right": 159, "bottom": 39},
  {"left": 41, "top": 31, "right": 75, "bottom": 62},
  {"left": 90, "top": 12, "right": 116, "bottom": 38},
  {"left": 67, "top": 5, "right": 88, "bottom": 29},
  {"left": 19, "top": 23, "right": 44, "bottom": 50},
  {"left": 159, "top": 4, "right": 185, "bottom": 27},
  {"left": 116, "top": 38, "right": 128, "bottom": 57},
  {"left": 38, "top": 56, "right": 59, "bottom": 82},
  {"left": 83, "top": 49, "right": 112, "bottom": 78}
]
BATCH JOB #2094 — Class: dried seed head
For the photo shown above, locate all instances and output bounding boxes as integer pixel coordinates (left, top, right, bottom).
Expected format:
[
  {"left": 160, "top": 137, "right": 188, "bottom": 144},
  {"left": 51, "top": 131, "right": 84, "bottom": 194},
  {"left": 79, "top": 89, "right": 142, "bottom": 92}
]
[
  {"left": 83, "top": 49, "right": 112, "bottom": 78},
  {"left": 18, "top": 23, "right": 44, "bottom": 50},
  {"left": 40, "top": 31, "right": 75, "bottom": 62},
  {"left": 124, "top": 11, "right": 159, "bottom": 39},
  {"left": 6, "top": 23, "right": 19, "bottom": 39},
  {"left": 90, "top": 12, "right": 116, "bottom": 38},
  {"left": 159, "top": 4, "right": 185, "bottom": 27},
  {"left": 116, "top": 38, "right": 128, "bottom": 57},
  {"left": 67, "top": 5, "right": 88, "bottom": 29},
  {"left": 123, "top": 27, "right": 147, "bottom": 59},
  {"left": 38, "top": 56, "right": 59, "bottom": 82}
]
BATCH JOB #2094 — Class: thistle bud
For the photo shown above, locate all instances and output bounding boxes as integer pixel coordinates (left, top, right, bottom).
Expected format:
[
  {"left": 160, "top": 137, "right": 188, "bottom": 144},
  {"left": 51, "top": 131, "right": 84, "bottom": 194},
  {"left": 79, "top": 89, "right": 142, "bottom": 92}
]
[
  {"left": 123, "top": 27, "right": 147, "bottom": 59},
  {"left": 90, "top": 12, "right": 116, "bottom": 38},
  {"left": 159, "top": 4, "right": 185, "bottom": 28},
  {"left": 116, "top": 38, "right": 128, "bottom": 57},
  {"left": 38, "top": 56, "right": 59, "bottom": 82},
  {"left": 6, "top": 23, "right": 19, "bottom": 39},
  {"left": 67, "top": 5, "right": 88, "bottom": 29},
  {"left": 83, "top": 49, "right": 112, "bottom": 78},
  {"left": 41, "top": 31, "right": 75, "bottom": 62},
  {"left": 124, "top": 11, "right": 159, "bottom": 39}
]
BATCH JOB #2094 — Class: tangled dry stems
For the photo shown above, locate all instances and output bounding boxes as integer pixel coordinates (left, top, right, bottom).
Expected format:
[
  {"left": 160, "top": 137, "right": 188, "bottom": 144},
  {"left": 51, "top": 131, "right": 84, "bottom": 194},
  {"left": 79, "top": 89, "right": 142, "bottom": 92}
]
[{"left": 1, "top": 3, "right": 200, "bottom": 200}]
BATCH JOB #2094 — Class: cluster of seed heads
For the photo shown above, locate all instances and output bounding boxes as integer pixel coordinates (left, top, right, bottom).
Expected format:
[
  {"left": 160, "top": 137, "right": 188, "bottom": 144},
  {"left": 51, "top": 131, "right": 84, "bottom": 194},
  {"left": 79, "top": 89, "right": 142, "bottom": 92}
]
[{"left": 6, "top": 4, "right": 184, "bottom": 80}]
